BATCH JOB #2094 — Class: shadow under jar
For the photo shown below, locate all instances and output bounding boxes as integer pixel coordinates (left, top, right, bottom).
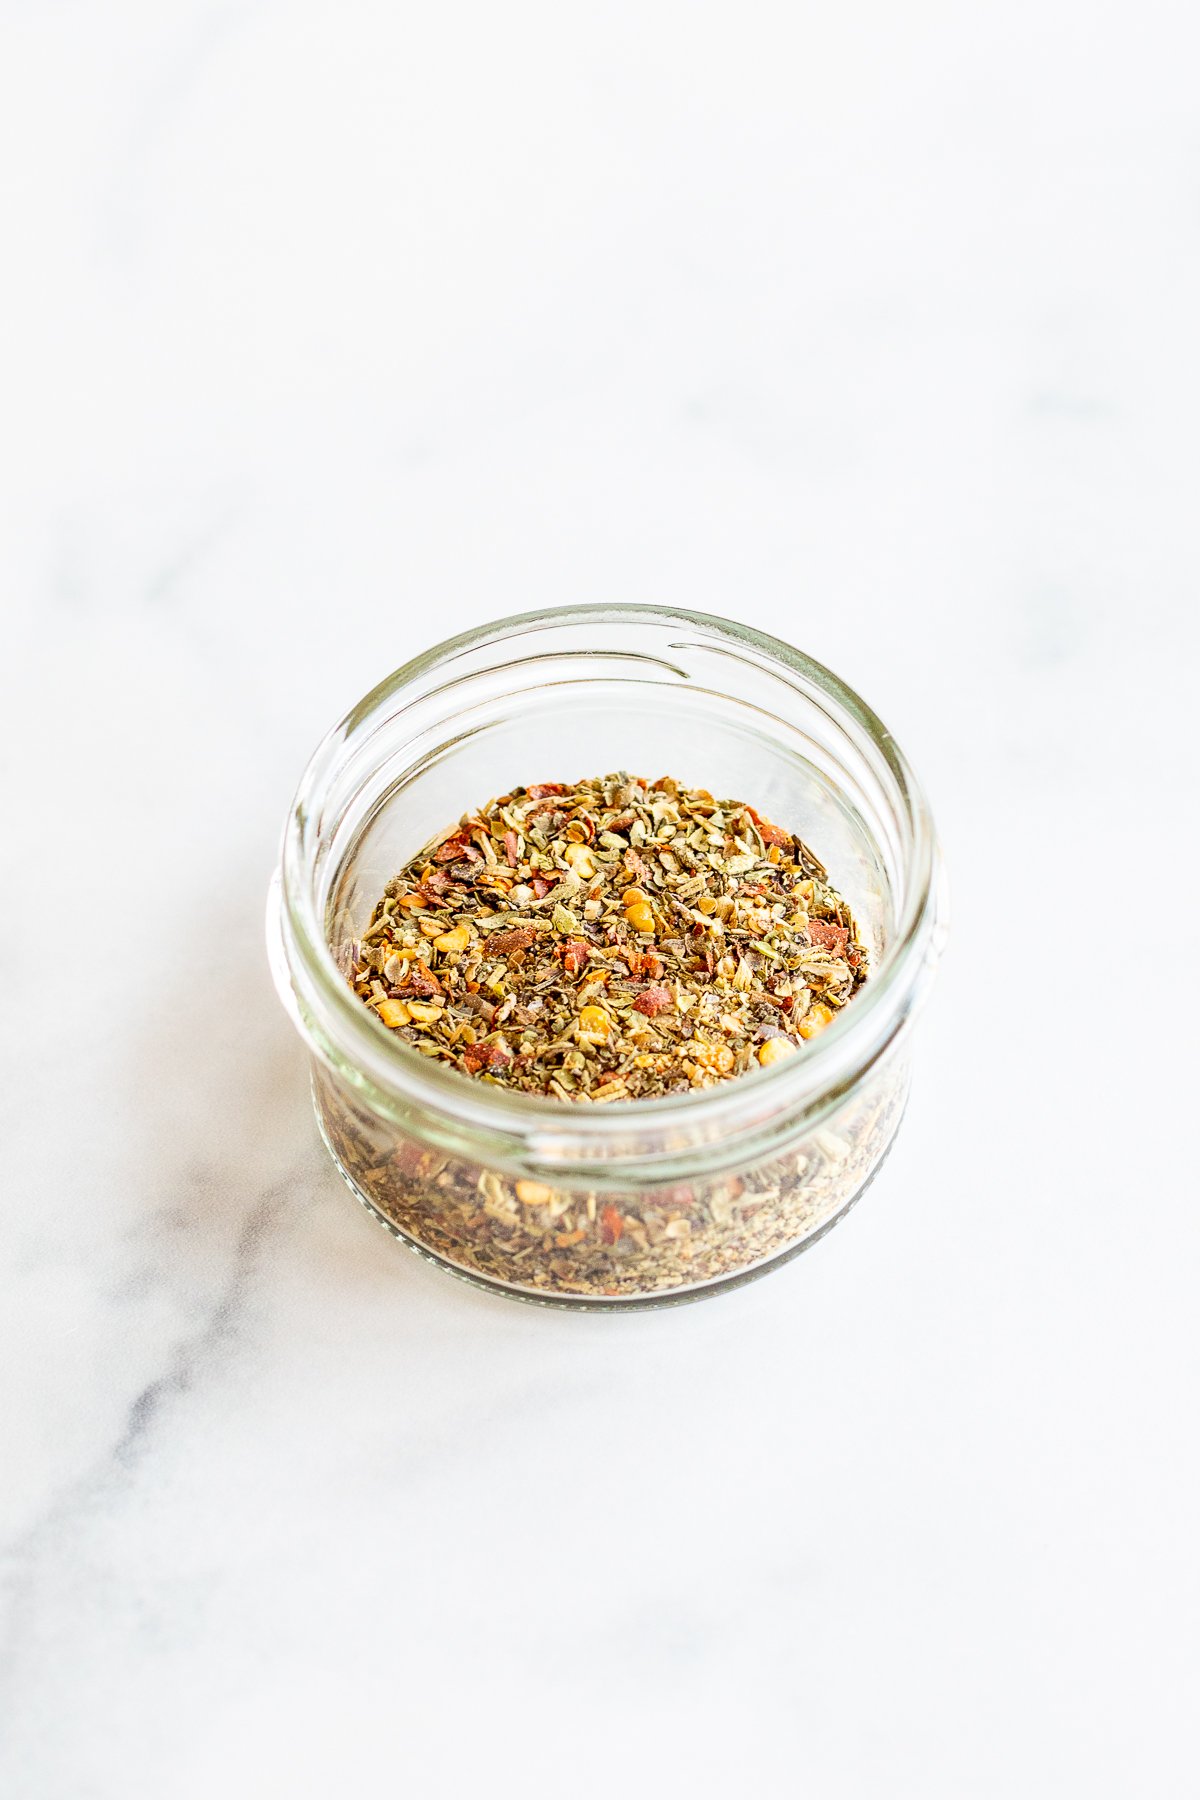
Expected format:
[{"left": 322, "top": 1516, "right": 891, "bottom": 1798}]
[{"left": 268, "top": 606, "right": 945, "bottom": 1309}]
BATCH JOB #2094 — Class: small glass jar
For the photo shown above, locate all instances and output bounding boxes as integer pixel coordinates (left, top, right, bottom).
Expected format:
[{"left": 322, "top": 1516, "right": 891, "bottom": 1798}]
[{"left": 268, "top": 606, "right": 945, "bottom": 1308}]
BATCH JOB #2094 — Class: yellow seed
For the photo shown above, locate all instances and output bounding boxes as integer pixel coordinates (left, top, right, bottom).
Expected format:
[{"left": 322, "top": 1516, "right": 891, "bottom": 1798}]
[
  {"left": 433, "top": 924, "right": 470, "bottom": 955},
  {"left": 688, "top": 1039, "right": 735, "bottom": 1076},
  {"left": 406, "top": 1000, "right": 443, "bottom": 1025},
  {"left": 622, "top": 886, "right": 650, "bottom": 906},
  {"left": 376, "top": 999, "right": 411, "bottom": 1029},
  {"left": 577, "top": 1004, "right": 612, "bottom": 1039},
  {"left": 397, "top": 892, "right": 427, "bottom": 910},
  {"left": 798, "top": 1003, "right": 835, "bottom": 1040},
  {"left": 563, "top": 844, "right": 597, "bottom": 879},
  {"left": 515, "top": 1179, "right": 554, "bottom": 1207},
  {"left": 757, "top": 1036, "right": 798, "bottom": 1067},
  {"left": 696, "top": 895, "right": 717, "bottom": 915},
  {"left": 626, "top": 902, "right": 655, "bottom": 934},
  {"left": 418, "top": 917, "right": 443, "bottom": 936}
]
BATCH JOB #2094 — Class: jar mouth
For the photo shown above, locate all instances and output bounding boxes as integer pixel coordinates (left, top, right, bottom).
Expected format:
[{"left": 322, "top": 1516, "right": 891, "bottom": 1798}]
[{"left": 274, "top": 605, "right": 944, "bottom": 1165}]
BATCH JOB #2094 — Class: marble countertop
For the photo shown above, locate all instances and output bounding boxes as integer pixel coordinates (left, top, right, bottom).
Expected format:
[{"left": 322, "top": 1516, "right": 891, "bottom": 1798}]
[{"left": 4, "top": 4, "right": 1197, "bottom": 1795}]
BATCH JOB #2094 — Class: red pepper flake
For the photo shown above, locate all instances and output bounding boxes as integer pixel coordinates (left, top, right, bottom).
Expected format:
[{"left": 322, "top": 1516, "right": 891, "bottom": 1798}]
[
  {"left": 747, "top": 807, "right": 793, "bottom": 852},
  {"left": 490, "top": 925, "right": 538, "bottom": 955},
  {"left": 391, "top": 1141, "right": 430, "bottom": 1180},
  {"left": 526, "top": 783, "right": 567, "bottom": 800},
  {"left": 627, "top": 949, "right": 664, "bottom": 980},
  {"left": 807, "top": 919, "right": 849, "bottom": 958},
  {"left": 600, "top": 1203, "right": 624, "bottom": 1244},
  {"left": 461, "top": 1042, "right": 513, "bottom": 1075},
  {"left": 503, "top": 830, "right": 519, "bottom": 867},
  {"left": 558, "top": 938, "right": 591, "bottom": 976},
  {"left": 421, "top": 869, "right": 456, "bottom": 897},
  {"left": 531, "top": 875, "right": 555, "bottom": 899},
  {"left": 633, "top": 984, "right": 673, "bottom": 1017},
  {"left": 434, "top": 832, "right": 480, "bottom": 864},
  {"left": 398, "top": 960, "right": 444, "bottom": 998}
]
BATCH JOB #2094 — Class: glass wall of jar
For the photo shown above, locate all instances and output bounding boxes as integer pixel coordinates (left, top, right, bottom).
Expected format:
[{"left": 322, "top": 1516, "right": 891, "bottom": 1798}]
[{"left": 268, "top": 606, "right": 945, "bottom": 1309}]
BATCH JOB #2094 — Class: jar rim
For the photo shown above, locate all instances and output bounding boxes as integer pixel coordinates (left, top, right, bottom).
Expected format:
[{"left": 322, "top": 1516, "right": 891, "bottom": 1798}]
[{"left": 274, "top": 604, "right": 944, "bottom": 1158}]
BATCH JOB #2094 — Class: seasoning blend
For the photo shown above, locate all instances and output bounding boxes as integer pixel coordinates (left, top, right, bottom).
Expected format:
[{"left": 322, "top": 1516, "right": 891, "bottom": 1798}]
[
  {"left": 347, "top": 774, "right": 868, "bottom": 1101},
  {"left": 270, "top": 606, "right": 944, "bottom": 1307}
]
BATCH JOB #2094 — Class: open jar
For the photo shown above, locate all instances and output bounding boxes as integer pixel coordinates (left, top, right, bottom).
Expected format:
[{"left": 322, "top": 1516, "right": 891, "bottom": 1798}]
[{"left": 268, "top": 606, "right": 945, "bottom": 1308}]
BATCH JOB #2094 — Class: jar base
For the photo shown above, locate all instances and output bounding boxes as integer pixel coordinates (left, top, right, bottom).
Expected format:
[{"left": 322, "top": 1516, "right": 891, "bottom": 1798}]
[{"left": 314, "top": 1094, "right": 905, "bottom": 1312}]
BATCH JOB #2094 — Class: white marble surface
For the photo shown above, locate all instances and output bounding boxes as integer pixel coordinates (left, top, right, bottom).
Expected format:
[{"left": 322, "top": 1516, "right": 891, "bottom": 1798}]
[{"left": 3, "top": 4, "right": 1198, "bottom": 1795}]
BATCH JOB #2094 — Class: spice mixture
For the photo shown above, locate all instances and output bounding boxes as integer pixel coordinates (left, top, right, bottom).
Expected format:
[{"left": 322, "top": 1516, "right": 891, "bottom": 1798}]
[
  {"left": 322, "top": 773, "right": 890, "bottom": 1301},
  {"left": 343, "top": 773, "right": 867, "bottom": 1099},
  {"left": 317, "top": 1061, "right": 906, "bottom": 1302}
]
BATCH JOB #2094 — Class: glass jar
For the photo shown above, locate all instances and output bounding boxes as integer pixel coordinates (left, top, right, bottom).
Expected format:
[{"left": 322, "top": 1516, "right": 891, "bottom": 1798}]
[{"left": 267, "top": 606, "right": 945, "bottom": 1308}]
